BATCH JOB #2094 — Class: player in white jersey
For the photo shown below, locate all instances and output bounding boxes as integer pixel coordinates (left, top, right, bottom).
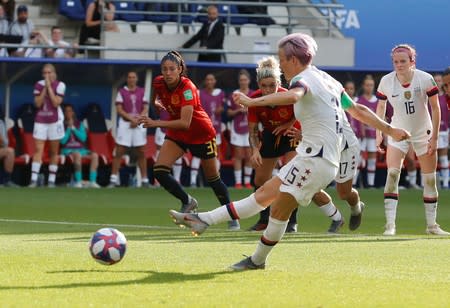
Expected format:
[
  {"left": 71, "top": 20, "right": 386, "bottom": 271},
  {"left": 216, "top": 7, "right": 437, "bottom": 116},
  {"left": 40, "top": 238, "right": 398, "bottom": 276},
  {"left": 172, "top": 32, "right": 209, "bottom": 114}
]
[
  {"left": 375, "top": 44, "right": 449, "bottom": 236},
  {"left": 169, "top": 33, "right": 409, "bottom": 270}
]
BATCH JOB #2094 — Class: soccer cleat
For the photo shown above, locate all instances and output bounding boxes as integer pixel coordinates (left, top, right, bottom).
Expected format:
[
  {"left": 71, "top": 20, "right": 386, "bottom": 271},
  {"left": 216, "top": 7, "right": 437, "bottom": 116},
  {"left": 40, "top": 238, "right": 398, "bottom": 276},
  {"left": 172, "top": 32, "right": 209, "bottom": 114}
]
[
  {"left": 248, "top": 221, "right": 268, "bottom": 231},
  {"left": 328, "top": 219, "right": 344, "bottom": 233},
  {"left": 230, "top": 256, "right": 265, "bottom": 271},
  {"left": 285, "top": 223, "right": 298, "bottom": 233},
  {"left": 349, "top": 202, "right": 365, "bottom": 231},
  {"left": 47, "top": 182, "right": 56, "bottom": 188},
  {"left": 426, "top": 224, "right": 450, "bottom": 235},
  {"left": 180, "top": 197, "right": 198, "bottom": 213},
  {"left": 244, "top": 183, "right": 253, "bottom": 189},
  {"left": 28, "top": 181, "right": 38, "bottom": 188},
  {"left": 89, "top": 182, "right": 101, "bottom": 188},
  {"left": 73, "top": 182, "right": 83, "bottom": 188},
  {"left": 169, "top": 210, "right": 209, "bottom": 236},
  {"left": 383, "top": 223, "right": 396, "bottom": 236},
  {"left": 228, "top": 219, "right": 240, "bottom": 231},
  {"left": 234, "top": 183, "right": 243, "bottom": 189}
]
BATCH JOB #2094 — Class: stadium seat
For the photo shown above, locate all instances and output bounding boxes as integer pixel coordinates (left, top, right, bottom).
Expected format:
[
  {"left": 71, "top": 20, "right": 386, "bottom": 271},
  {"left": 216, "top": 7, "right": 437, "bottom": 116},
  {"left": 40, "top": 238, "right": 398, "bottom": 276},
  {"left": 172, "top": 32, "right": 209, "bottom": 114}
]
[
  {"left": 290, "top": 26, "right": 313, "bottom": 36},
  {"left": 145, "top": 3, "right": 171, "bottom": 23},
  {"left": 59, "top": 0, "right": 86, "bottom": 20},
  {"left": 265, "top": 24, "right": 287, "bottom": 37},
  {"left": 239, "top": 23, "right": 263, "bottom": 36},
  {"left": 161, "top": 22, "right": 179, "bottom": 34},
  {"left": 136, "top": 21, "right": 159, "bottom": 34},
  {"left": 84, "top": 103, "right": 108, "bottom": 133},
  {"left": 267, "top": 6, "right": 289, "bottom": 25},
  {"left": 115, "top": 1, "right": 145, "bottom": 22},
  {"left": 115, "top": 20, "right": 132, "bottom": 33}
]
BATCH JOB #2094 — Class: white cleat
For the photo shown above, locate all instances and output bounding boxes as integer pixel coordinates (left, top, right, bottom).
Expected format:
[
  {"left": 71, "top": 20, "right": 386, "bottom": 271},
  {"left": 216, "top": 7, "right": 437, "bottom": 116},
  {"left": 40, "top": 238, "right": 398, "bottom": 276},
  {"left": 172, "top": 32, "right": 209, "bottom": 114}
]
[
  {"left": 426, "top": 224, "right": 450, "bottom": 236},
  {"left": 383, "top": 223, "right": 396, "bottom": 236}
]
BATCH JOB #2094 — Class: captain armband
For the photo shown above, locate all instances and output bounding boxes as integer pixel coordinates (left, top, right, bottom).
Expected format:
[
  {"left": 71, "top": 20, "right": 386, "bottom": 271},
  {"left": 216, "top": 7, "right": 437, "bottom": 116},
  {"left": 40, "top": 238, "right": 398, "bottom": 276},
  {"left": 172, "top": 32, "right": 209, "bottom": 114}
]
[{"left": 341, "top": 91, "right": 354, "bottom": 110}]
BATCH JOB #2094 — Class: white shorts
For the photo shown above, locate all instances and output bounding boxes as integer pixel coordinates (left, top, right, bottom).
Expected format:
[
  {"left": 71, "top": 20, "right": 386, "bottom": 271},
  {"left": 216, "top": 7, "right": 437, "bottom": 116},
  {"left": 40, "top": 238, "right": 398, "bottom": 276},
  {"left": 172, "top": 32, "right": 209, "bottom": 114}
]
[
  {"left": 155, "top": 127, "right": 165, "bottom": 147},
  {"left": 335, "top": 143, "right": 359, "bottom": 183},
  {"left": 360, "top": 137, "right": 377, "bottom": 152},
  {"left": 230, "top": 124, "right": 249, "bottom": 147},
  {"left": 388, "top": 136, "right": 429, "bottom": 157},
  {"left": 115, "top": 118, "right": 147, "bottom": 147},
  {"left": 278, "top": 155, "right": 338, "bottom": 207},
  {"left": 437, "top": 130, "right": 449, "bottom": 150},
  {"left": 33, "top": 121, "right": 64, "bottom": 141}
]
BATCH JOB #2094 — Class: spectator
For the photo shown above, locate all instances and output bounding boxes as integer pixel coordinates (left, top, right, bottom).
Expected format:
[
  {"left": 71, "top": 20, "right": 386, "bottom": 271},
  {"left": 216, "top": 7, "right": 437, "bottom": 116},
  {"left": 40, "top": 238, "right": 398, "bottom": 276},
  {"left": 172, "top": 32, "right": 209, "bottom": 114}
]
[
  {"left": 109, "top": 71, "right": 150, "bottom": 188},
  {"left": 23, "top": 29, "right": 50, "bottom": 58},
  {"left": 60, "top": 104, "right": 100, "bottom": 188},
  {"left": 227, "top": 69, "right": 254, "bottom": 189},
  {"left": 46, "top": 26, "right": 78, "bottom": 58},
  {"left": 0, "top": 0, "right": 14, "bottom": 22},
  {"left": 29, "top": 63, "right": 65, "bottom": 188},
  {"left": 433, "top": 73, "right": 449, "bottom": 189},
  {"left": 181, "top": 5, "right": 224, "bottom": 62},
  {"left": 195, "top": 73, "right": 226, "bottom": 186},
  {"left": 8, "top": 4, "right": 34, "bottom": 57},
  {"left": 0, "top": 115, "right": 16, "bottom": 186},
  {"left": 79, "top": 0, "right": 118, "bottom": 45},
  {"left": 357, "top": 74, "right": 378, "bottom": 188},
  {"left": 443, "top": 67, "right": 450, "bottom": 108},
  {"left": 0, "top": 4, "right": 9, "bottom": 57}
]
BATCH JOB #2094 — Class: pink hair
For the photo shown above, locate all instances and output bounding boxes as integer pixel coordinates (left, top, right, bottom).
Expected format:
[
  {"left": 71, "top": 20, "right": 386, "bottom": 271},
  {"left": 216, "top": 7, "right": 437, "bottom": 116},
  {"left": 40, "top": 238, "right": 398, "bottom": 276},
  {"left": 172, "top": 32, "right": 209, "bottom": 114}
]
[
  {"left": 391, "top": 44, "right": 416, "bottom": 63},
  {"left": 278, "top": 33, "right": 317, "bottom": 66}
]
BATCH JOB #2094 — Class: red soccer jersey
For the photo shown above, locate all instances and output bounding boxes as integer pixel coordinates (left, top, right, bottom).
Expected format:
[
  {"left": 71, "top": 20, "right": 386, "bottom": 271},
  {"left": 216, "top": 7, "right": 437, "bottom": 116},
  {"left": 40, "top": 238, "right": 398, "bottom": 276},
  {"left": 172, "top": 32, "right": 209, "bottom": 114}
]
[
  {"left": 247, "top": 87, "right": 300, "bottom": 132},
  {"left": 152, "top": 76, "right": 216, "bottom": 144}
]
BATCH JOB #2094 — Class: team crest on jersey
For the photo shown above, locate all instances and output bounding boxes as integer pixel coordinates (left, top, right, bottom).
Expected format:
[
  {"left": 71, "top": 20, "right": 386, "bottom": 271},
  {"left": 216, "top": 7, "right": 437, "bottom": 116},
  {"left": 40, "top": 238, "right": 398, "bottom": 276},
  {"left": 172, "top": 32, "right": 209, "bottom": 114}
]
[
  {"left": 171, "top": 95, "right": 180, "bottom": 105},
  {"left": 278, "top": 109, "right": 289, "bottom": 118},
  {"left": 183, "top": 89, "right": 193, "bottom": 100},
  {"left": 404, "top": 91, "right": 411, "bottom": 100}
]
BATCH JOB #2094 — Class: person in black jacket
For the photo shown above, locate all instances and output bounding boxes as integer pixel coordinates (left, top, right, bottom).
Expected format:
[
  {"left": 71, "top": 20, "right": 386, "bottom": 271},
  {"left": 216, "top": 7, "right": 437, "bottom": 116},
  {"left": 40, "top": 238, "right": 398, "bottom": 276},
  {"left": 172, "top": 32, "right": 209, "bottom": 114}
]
[{"left": 182, "top": 5, "right": 224, "bottom": 62}]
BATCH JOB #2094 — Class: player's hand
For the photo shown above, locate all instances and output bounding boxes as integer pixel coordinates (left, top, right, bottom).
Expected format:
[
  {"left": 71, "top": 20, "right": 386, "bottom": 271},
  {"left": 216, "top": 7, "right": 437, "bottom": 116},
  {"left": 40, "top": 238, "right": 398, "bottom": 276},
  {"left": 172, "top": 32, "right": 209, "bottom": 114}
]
[
  {"left": 390, "top": 127, "right": 410, "bottom": 142},
  {"left": 284, "top": 127, "right": 302, "bottom": 142},
  {"left": 427, "top": 137, "right": 438, "bottom": 155},
  {"left": 137, "top": 115, "right": 156, "bottom": 128},
  {"left": 376, "top": 133, "right": 385, "bottom": 154},
  {"left": 250, "top": 152, "right": 263, "bottom": 169},
  {"left": 130, "top": 117, "right": 139, "bottom": 128},
  {"left": 154, "top": 97, "right": 165, "bottom": 111},
  {"left": 232, "top": 92, "right": 252, "bottom": 107},
  {"left": 272, "top": 122, "right": 291, "bottom": 136}
]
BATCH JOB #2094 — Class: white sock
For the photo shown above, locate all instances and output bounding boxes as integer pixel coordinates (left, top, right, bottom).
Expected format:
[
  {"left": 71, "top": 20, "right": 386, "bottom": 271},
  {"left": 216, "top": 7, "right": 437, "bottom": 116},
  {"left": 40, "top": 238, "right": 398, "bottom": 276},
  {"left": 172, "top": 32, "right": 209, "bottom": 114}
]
[
  {"left": 367, "top": 158, "right": 376, "bottom": 186},
  {"left": 190, "top": 157, "right": 201, "bottom": 185},
  {"left": 48, "top": 164, "right": 58, "bottom": 184},
  {"left": 408, "top": 170, "right": 417, "bottom": 186},
  {"left": 319, "top": 201, "right": 342, "bottom": 221},
  {"left": 244, "top": 166, "right": 253, "bottom": 185},
  {"left": 384, "top": 198, "right": 398, "bottom": 225},
  {"left": 110, "top": 174, "right": 118, "bottom": 184},
  {"left": 424, "top": 202, "right": 437, "bottom": 227},
  {"left": 234, "top": 170, "right": 242, "bottom": 185},
  {"left": 439, "top": 155, "right": 449, "bottom": 187},
  {"left": 173, "top": 158, "right": 182, "bottom": 182},
  {"left": 198, "top": 193, "right": 265, "bottom": 225},
  {"left": 350, "top": 200, "right": 361, "bottom": 215},
  {"left": 31, "top": 162, "right": 41, "bottom": 182},
  {"left": 272, "top": 168, "right": 279, "bottom": 177},
  {"left": 251, "top": 216, "right": 288, "bottom": 265}
]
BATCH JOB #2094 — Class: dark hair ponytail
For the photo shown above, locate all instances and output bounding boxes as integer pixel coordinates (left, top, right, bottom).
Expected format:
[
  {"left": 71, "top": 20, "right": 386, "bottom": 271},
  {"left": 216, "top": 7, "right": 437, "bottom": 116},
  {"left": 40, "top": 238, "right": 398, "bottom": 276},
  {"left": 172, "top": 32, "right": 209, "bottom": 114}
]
[{"left": 161, "top": 50, "right": 187, "bottom": 77}]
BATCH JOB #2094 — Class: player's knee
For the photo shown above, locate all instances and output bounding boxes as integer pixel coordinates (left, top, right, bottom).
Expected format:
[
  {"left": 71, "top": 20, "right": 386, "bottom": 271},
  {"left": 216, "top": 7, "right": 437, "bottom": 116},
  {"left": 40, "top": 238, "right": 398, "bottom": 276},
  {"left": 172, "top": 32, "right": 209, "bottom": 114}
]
[
  {"left": 384, "top": 168, "right": 401, "bottom": 193},
  {"left": 422, "top": 172, "right": 438, "bottom": 198}
]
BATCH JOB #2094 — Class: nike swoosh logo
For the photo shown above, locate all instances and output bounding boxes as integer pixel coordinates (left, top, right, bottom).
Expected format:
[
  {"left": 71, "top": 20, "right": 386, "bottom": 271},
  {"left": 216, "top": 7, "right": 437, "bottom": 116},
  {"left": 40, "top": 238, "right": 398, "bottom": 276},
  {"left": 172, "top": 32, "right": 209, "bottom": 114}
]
[{"left": 392, "top": 94, "right": 399, "bottom": 97}]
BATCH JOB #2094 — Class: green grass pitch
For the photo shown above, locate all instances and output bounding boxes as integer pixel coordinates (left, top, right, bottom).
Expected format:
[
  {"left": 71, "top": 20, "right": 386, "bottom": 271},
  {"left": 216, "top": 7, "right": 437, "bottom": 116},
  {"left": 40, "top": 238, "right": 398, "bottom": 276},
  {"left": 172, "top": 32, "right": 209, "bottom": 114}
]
[{"left": 0, "top": 187, "right": 449, "bottom": 307}]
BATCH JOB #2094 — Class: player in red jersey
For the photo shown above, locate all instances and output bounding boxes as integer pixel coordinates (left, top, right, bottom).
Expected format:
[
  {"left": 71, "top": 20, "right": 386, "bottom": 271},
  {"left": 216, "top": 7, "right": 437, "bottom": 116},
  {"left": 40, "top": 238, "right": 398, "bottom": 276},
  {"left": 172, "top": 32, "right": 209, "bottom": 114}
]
[
  {"left": 138, "top": 50, "right": 231, "bottom": 214},
  {"left": 246, "top": 56, "right": 300, "bottom": 232}
]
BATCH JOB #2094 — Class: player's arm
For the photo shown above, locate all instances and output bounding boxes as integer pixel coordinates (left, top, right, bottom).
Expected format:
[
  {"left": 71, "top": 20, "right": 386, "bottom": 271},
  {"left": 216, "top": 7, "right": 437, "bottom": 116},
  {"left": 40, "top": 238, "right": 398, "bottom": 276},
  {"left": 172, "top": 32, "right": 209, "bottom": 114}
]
[
  {"left": 248, "top": 121, "right": 261, "bottom": 154},
  {"left": 116, "top": 104, "right": 133, "bottom": 122},
  {"left": 142, "top": 105, "right": 193, "bottom": 130},
  {"left": 344, "top": 92, "right": 409, "bottom": 142},
  {"left": 233, "top": 87, "right": 304, "bottom": 108}
]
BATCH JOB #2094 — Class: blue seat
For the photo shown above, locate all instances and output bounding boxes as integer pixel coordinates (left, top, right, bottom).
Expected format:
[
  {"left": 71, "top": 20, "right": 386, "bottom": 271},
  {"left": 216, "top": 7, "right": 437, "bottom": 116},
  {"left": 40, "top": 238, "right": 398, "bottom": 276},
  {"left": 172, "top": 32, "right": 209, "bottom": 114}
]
[
  {"left": 115, "top": 2, "right": 145, "bottom": 22},
  {"left": 145, "top": 3, "right": 171, "bottom": 23},
  {"left": 59, "top": 0, "right": 86, "bottom": 20}
]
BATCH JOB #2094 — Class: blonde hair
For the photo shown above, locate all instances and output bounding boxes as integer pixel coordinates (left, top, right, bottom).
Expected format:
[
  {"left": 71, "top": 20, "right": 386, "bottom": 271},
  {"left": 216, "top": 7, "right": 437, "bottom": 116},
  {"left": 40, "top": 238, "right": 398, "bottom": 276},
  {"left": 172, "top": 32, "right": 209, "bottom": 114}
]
[{"left": 256, "top": 56, "right": 281, "bottom": 84}]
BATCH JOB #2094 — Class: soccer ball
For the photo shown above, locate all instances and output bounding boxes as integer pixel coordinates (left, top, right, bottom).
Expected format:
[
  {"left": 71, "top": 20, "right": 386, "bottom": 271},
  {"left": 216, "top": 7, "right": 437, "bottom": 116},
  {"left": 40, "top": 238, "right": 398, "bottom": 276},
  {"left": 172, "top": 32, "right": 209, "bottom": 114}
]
[{"left": 89, "top": 228, "right": 127, "bottom": 265}]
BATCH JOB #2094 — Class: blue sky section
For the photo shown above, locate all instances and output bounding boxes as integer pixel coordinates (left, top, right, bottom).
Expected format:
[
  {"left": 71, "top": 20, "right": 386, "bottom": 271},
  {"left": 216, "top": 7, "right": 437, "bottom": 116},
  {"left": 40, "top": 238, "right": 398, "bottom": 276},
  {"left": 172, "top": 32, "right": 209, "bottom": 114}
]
[{"left": 313, "top": 0, "right": 449, "bottom": 71}]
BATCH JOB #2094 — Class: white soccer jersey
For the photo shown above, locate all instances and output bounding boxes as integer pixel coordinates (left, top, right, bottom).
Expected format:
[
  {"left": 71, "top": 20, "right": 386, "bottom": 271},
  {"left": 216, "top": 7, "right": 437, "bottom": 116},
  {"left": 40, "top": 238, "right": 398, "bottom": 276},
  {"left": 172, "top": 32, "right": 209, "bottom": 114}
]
[
  {"left": 289, "top": 66, "right": 344, "bottom": 167},
  {"left": 376, "top": 69, "right": 439, "bottom": 142}
]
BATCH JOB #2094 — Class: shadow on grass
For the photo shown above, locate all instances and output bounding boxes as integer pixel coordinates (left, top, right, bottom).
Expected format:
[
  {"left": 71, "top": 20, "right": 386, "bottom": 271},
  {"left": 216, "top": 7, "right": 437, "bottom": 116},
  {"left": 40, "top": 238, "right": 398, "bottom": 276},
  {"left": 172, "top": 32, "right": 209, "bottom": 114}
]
[{"left": 0, "top": 269, "right": 237, "bottom": 290}]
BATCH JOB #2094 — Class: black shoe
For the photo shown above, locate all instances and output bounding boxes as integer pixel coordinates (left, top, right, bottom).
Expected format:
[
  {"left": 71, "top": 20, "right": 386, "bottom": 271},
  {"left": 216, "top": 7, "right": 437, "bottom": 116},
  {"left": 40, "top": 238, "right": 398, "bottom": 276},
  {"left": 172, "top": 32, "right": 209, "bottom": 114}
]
[
  {"left": 328, "top": 219, "right": 344, "bottom": 233},
  {"left": 247, "top": 221, "right": 268, "bottom": 231},
  {"left": 285, "top": 223, "right": 298, "bottom": 233},
  {"left": 349, "top": 202, "right": 365, "bottom": 231},
  {"left": 230, "top": 256, "right": 265, "bottom": 271}
]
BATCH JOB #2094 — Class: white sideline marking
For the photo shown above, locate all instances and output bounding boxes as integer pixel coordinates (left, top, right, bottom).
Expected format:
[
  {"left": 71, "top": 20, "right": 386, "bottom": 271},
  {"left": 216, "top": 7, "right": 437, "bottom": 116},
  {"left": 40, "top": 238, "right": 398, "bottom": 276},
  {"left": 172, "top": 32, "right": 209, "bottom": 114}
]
[{"left": 0, "top": 218, "right": 177, "bottom": 230}]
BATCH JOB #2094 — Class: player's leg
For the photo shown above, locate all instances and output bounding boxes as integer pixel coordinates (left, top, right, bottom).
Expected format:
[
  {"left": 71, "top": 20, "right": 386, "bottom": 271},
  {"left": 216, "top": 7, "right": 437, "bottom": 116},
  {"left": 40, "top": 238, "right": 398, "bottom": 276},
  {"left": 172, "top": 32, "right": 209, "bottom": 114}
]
[
  {"left": 0, "top": 147, "right": 15, "bottom": 185},
  {"left": 243, "top": 146, "right": 253, "bottom": 189},
  {"left": 437, "top": 131, "right": 449, "bottom": 188},
  {"left": 30, "top": 123, "right": 46, "bottom": 187},
  {"left": 154, "top": 139, "right": 193, "bottom": 212},
  {"left": 135, "top": 145, "right": 149, "bottom": 187},
  {"left": 417, "top": 150, "right": 449, "bottom": 235},
  {"left": 88, "top": 151, "right": 99, "bottom": 187},
  {"left": 248, "top": 157, "right": 278, "bottom": 231},
  {"left": 232, "top": 145, "right": 244, "bottom": 188},
  {"left": 190, "top": 156, "right": 201, "bottom": 187},
  {"left": 383, "top": 143, "right": 406, "bottom": 235},
  {"left": 366, "top": 138, "right": 377, "bottom": 187},
  {"left": 312, "top": 190, "right": 344, "bottom": 233},
  {"left": 47, "top": 139, "right": 61, "bottom": 187},
  {"left": 72, "top": 151, "right": 83, "bottom": 187},
  {"left": 109, "top": 144, "right": 127, "bottom": 187}
]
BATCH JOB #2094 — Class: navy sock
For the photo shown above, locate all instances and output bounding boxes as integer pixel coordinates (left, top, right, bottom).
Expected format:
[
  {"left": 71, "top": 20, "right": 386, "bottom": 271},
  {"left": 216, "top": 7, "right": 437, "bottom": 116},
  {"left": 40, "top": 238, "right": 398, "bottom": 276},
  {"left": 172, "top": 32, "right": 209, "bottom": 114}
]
[
  {"left": 207, "top": 175, "right": 230, "bottom": 205},
  {"left": 154, "top": 165, "right": 189, "bottom": 204}
]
